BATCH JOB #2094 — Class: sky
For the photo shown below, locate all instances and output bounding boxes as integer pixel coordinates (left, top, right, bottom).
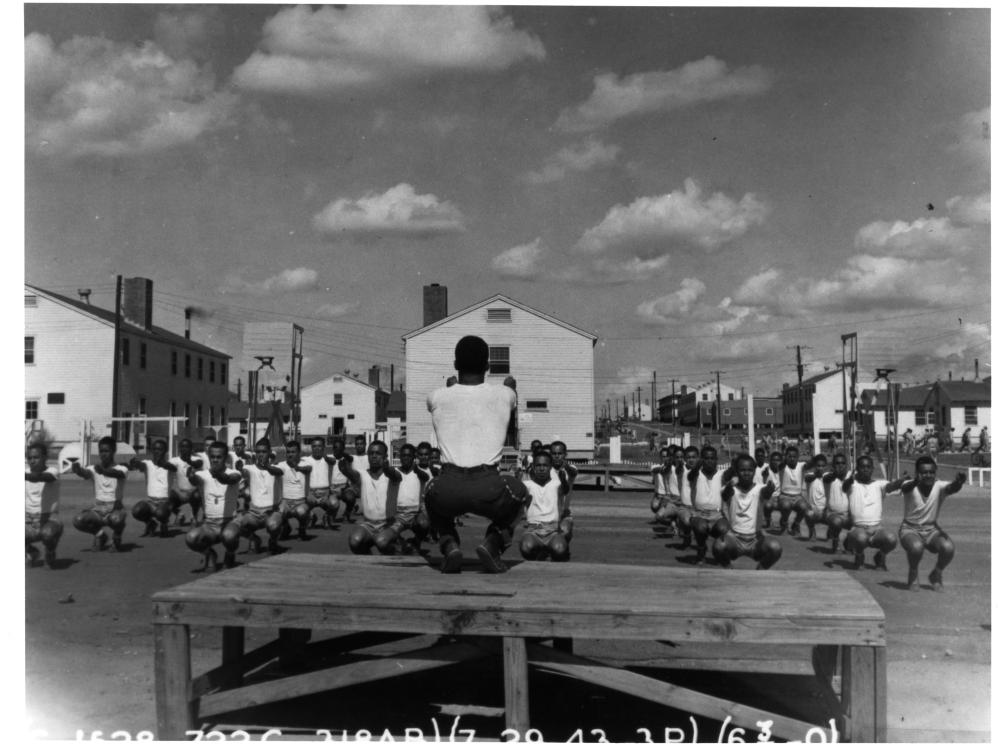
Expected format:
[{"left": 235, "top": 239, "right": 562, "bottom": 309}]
[{"left": 21, "top": 3, "right": 992, "bottom": 413}]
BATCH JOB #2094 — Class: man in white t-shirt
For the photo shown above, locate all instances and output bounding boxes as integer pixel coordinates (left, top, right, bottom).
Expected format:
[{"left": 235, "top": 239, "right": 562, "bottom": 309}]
[
  {"left": 25, "top": 442, "right": 62, "bottom": 567},
  {"left": 129, "top": 439, "right": 176, "bottom": 538},
  {"left": 425, "top": 336, "right": 528, "bottom": 574},
  {"left": 843, "top": 455, "right": 908, "bottom": 571},
  {"left": 70, "top": 436, "right": 130, "bottom": 551}
]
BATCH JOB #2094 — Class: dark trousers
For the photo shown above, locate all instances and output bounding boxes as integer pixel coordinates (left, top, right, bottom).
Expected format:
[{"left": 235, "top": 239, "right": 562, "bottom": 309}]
[{"left": 424, "top": 465, "right": 526, "bottom": 548}]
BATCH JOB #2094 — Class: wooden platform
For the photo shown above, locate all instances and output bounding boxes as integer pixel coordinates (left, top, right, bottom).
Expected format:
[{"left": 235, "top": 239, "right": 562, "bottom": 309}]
[{"left": 152, "top": 554, "right": 886, "bottom": 741}]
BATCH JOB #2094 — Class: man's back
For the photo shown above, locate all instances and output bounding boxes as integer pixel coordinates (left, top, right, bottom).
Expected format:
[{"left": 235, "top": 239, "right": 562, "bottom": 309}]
[{"left": 428, "top": 383, "right": 516, "bottom": 467}]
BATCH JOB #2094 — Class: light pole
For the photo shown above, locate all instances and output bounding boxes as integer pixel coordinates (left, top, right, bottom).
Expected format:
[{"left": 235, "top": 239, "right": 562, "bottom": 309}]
[
  {"left": 249, "top": 356, "right": 275, "bottom": 447},
  {"left": 876, "top": 368, "right": 898, "bottom": 478}
]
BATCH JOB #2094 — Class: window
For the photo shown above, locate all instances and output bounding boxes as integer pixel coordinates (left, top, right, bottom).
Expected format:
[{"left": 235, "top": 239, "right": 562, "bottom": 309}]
[
  {"left": 488, "top": 346, "right": 510, "bottom": 374},
  {"left": 184, "top": 354, "right": 191, "bottom": 378},
  {"left": 139, "top": 342, "right": 147, "bottom": 369},
  {"left": 915, "top": 410, "right": 926, "bottom": 426},
  {"left": 723, "top": 408, "right": 732, "bottom": 416},
  {"left": 318, "top": 413, "right": 328, "bottom": 419},
  {"left": 139, "top": 397, "right": 147, "bottom": 414},
  {"left": 209, "top": 361, "right": 216, "bottom": 383},
  {"left": 965, "top": 406, "right": 978, "bottom": 425},
  {"left": 525, "top": 400, "right": 548, "bottom": 411},
  {"left": 220, "top": 363, "right": 227, "bottom": 385},
  {"left": 926, "top": 409, "right": 936, "bottom": 425},
  {"left": 24, "top": 295, "right": 37, "bottom": 307},
  {"left": 220, "top": 407, "right": 226, "bottom": 424},
  {"left": 25, "top": 400, "right": 38, "bottom": 420},
  {"left": 170, "top": 401, "right": 176, "bottom": 417},
  {"left": 728, "top": 393, "right": 734, "bottom": 400},
  {"left": 334, "top": 393, "right": 343, "bottom": 405},
  {"left": 347, "top": 414, "right": 355, "bottom": 420},
  {"left": 487, "top": 308, "right": 512, "bottom": 322},
  {"left": 171, "top": 351, "right": 178, "bottom": 375},
  {"left": 47, "top": 393, "right": 65, "bottom": 404},
  {"left": 24, "top": 336, "right": 34, "bottom": 364},
  {"left": 702, "top": 393, "right": 708, "bottom": 401},
  {"left": 184, "top": 402, "right": 190, "bottom": 421},
  {"left": 209, "top": 406, "right": 215, "bottom": 425},
  {"left": 197, "top": 358, "right": 204, "bottom": 380},
  {"left": 765, "top": 407, "right": 775, "bottom": 416},
  {"left": 121, "top": 338, "right": 130, "bottom": 366},
  {"left": 196, "top": 404, "right": 203, "bottom": 427}
]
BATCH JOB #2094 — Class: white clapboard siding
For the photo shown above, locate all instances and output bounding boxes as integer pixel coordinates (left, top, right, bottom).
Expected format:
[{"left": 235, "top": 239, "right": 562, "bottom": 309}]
[
  {"left": 25, "top": 293, "right": 115, "bottom": 442},
  {"left": 299, "top": 374, "right": 377, "bottom": 436},
  {"left": 404, "top": 296, "right": 595, "bottom": 454}
]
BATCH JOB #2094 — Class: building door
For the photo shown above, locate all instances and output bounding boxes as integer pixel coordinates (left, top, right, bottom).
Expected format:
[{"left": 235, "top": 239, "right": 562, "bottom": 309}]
[{"left": 333, "top": 417, "right": 344, "bottom": 436}]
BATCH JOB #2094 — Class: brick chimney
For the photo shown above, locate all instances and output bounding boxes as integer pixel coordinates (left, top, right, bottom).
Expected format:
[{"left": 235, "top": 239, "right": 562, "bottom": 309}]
[
  {"left": 423, "top": 283, "right": 447, "bottom": 326},
  {"left": 122, "top": 277, "right": 153, "bottom": 330}
]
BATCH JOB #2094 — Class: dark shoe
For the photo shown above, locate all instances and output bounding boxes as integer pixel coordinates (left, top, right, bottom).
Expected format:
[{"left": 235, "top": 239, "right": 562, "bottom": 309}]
[
  {"left": 830, "top": 537, "right": 840, "bottom": 553},
  {"left": 806, "top": 527, "right": 816, "bottom": 541},
  {"left": 248, "top": 535, "right": 262, "bottom": 554},
  {"left": 790, "top": 522, "right": 801, "bottom": 538},
  {"left": 852, "top": 552, "right": 865, "bottom": 570},
  {"left": 679, "top": 534, "right": 691, "bottom": 550},
  {"left": 111, "top": 534, "right": 123, "bottom": 552},
  {"left": 907, "top": 569, "right": 920, "bottom": 591},
  {"left": 475, "top": 534, "right": 508, "bottom": 574},
  {"left": 93, "top": 533, "right": 108, "bottom": 552},
  {"left": 223, "top": 551, "right": 236, "bottom": 569},
  {"left": 140, "top": 522, "right": 155, "bottom": 538},
  {"left": 44, "top": 548, "right": 57, "bottom": 568},
  {"left": 26, "top": 546, "right": 41, "bottom": 565},
  {"left": 440, "top": 542, "right": 463, "bottom": 574}
]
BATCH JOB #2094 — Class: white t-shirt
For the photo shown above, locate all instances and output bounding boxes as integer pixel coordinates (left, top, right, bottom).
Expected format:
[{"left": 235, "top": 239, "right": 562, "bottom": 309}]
[
  {"left": 807, "top": 476, "right": 827, "bottom": 512},
  {"left": 848, "top": 479, "right": 889, "bottom": 526},
  {"left": 329, "top": 456, "right": 351, "bottom": 486},
  {"left": 169, "top": 456, "right": 197, "bottom": 492},
  {"left": 25, "top": 471, "right": 59, "bottom": 515},
  {"left": 396, "top": 469, "right": 424, "bottom": 510},
  {"left": 727, "top": 484, "right": 766, "bottom": 535},
  {"left": 780, "top": 462, "right": 804, "bottom": 496},
  {"left": 902, "top": 480, "right": 952, "bottom": 527},
  {"left": 753, "top": 463, "right": 768, "bottom": 486},
  {"left": 693, "top": 470, "right": 724, "bottom": 513},
  {"left": 524, "top": 477, "right": 561, "bottom": 526},
  {"left": 245, "top": 464, "right": 278, "bottom": 510},
  {"left": 301, "top": 455, "right": 332, "bottom": 489},
  {"left": 275, "top": 461, "right": 307, "bottom": 500},
  {"left": 140, "top": 459, "right": 171, "bottom": 499},
  {"left": 352, "top": 454, "right": 370, "bottom": 475},
  {"left": 826, "top": 474, "right": 851, "bottom": 514},
  {"left": 679, "top": 466, "right": 695, "bottom": 507},
  {"left": 88, "top": 464, "right": 128, "bottom": 504},
  {"left": 653, "top": 465, "right": 669, "bottom": 495},
  {"left": 359, "top": 471, "right": 391, "bottom": 523},
  {"left": 195, "top": 469, "right": 241, "bottom": 521},
  {"left": 428, "top": 382, "right": 516, "bottom": 467},
  {"left": 665, "top": 464, "right": 681, "bottom": 497}
]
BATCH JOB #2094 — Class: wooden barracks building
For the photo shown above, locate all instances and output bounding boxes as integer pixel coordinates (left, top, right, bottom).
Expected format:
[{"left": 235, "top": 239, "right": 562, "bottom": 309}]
[
  {"left": 24, "top": 279, "right": 231, "bottom": 449},
  {"left": 403, "top": 284, "right": 598, "bottom": 459}
]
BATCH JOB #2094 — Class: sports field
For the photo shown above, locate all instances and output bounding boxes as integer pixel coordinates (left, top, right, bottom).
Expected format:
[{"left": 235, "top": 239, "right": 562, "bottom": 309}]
[{"left": 25, "top": 475, "right": 990, "bottom": 741}]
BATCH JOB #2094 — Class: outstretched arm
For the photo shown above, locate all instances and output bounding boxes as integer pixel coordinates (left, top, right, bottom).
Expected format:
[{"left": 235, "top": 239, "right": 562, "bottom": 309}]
[
  {"left": 383, "top": 466, "right": 402, "bottom": 483},
  {"left": 944, "top": 472, "right": 967, "bottom": 496},
  {"left": 266, "top": 465, "right": 284, "bottom": 477},
  {"left": 25, "top": 469, "right": 57, "bottom": 483},
  {"left": 129, "top": 457, "right": 147, "bottom": 473},
  {"left": 339, "top": 458, "right": 360, "bottom": 485},
  {"left": 885, "top": 474, "right": 910, "bottom": 494},
  {"left": 96, "top": 464, "right": 127, "bottom": 480}
]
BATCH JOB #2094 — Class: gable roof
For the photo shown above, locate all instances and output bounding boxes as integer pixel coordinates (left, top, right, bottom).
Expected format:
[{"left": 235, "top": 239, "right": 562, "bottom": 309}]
[
  {"left": 26, "top": 283, "right": 230, "bottom": 359},
  {"left": 301, "top": 371, "right": 375, "bottom": 392},
  {"left": 927, "top": 380, "right": 991, "bottom": 404},
  {"left": 401, "top": 293, "right": 597, "bottom": 342},
  {"left": 861, "top": 384, "right": 933, "bottom": 410}
]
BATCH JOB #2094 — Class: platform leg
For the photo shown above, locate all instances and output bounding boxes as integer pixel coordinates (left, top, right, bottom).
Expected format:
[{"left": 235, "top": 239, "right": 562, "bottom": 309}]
[
  {"left": 842, "top": 644, "right": 886, "bottom": 742},
  {"left": 154, "top": 623, "right": 193, "bottom": 740},
  {"left": 221, "top": 626, "right": 245, "bottom": 688},
  {"left": 503, "top": 636, "right": 529, "bottom": 736}
]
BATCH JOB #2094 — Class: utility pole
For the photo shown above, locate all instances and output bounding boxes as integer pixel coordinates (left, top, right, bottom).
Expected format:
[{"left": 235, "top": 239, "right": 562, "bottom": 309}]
[
  {"left": 841, "top": 333, "right": 859, "bottom": 466},
  {"left": 652, "top": 371, "right": 657, "bottom": 418},
  {"left": 637, "top": 386, "right": 642, "bottom": 421},
  {"left": 669, "top": 379, "right": 678, "bottom": 433},
  {"left": 710, "top": 370, "right": 726, "bottom": 432},
  {"left": 787, "top": 345, "right": 812, "bottom": 436},
  {"left": 111, "top": 275, "right": 122, "bottom": 442}
]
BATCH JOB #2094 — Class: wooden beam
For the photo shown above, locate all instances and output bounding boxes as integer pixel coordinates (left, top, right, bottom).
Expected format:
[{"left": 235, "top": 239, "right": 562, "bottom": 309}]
[
  {"left": 503, "top": 637, "right": 530, "bottom": 736},
  {"left": 191, "top": 638, "right": 283, "bottom": 699},
  {"left": 526, "top": 643, "right": 819, "bottom": 741},
  {"left": 842, "top": 645, "right": 886, "bottom": 742},
  {"left": 154, "top": 623, "right": 194, "bottom": 740},
  {"left": 199, "top": 639, "right": 490, "bottom": 718}
]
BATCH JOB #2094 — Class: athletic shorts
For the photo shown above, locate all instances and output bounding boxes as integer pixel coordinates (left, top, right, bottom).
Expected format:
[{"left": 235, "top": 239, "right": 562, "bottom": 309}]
[
  {"left": 240, "top": 507, "right": 273, "bottom": 531},
  {"left": 899, "top": 522, "right": 945, "bottom": 547},
  {"left": 332, "top": 484, "right": 353, "bottom": 502},
  {"left": 361, "top": 519, "right": 389, "bottom": 536},
  {"left": 730, "top": 531, "right": 761, "bottom": 558},
  {"left": 523, "top": 522, "right": 561, "bottom": 545},
  {"left": 25, "top": 512, "right": 55, "bottom": 535},
  {"left": 200, "top": 515, "right": 236, "bottom": 532},
  {"left": 779, "top": 492, "right": 804, "bottom": 507},
  {"left": 393, "top": 507, "right": 422, "bottom": 530},
  {"left": 172, "top": 489, "right": 195, "bottom": 502},
  {"left": 693, "top": 508, "right": 723, "bottom": 522},
  {"left": 281, "top": 497, "right": 308, "bottom": 513},
  {"left": 824, "top": 510, "right": 850, "bottom": 528},
  {"left": 853, "top": 522, "right": 884, "bottom": 537},
  {"left": 309, "top": 488, "right": 330, "bottom": 504},
  {"left": 86, "top": 502, "right": 119, "bottom": 524}
]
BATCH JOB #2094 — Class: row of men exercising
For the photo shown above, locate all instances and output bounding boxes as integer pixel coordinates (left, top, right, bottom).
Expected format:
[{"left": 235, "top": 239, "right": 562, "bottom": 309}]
[
  {"left": 650, "top": 444, "right": 966, "bottom": 590},
  {"left": 24, "top": 434, "right": 442, "bottom": 572},
  {"left": 25, "top": 435, "right": 579, "bottom": 573}
]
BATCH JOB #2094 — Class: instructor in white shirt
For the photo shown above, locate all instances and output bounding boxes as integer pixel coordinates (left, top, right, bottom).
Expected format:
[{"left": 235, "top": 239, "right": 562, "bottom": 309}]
[{"left": 425, "top": 336, "right": 527, "bottom": 574}]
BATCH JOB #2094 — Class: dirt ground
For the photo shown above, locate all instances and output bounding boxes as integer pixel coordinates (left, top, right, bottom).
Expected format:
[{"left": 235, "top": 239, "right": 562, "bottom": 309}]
[{"left": 23, "top": 473, "right": 991, "bottom": 741}]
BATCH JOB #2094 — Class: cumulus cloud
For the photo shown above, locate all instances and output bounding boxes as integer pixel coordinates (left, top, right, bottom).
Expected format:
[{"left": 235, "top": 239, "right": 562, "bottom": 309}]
[
  {"left": 575, "top": 178, "right": 768, "bottom": 258},
  {"left": 222, "top": 267, "right": 320, "bottom": 295},
  {"left": 312, "top": 183, "right": 465, "bottom": 237},
  {"left": 233, "top": 5, "right": 544, "bottom": 96},
  {"left": 556, "top": 56, "right": 772, "bottom": 132},
  {"left": 853, "top": 217, "right": 979, "bottom": 259},
  {"left": 523, "top": 139, "right": 621, "bottom": 184},
  {"left": 492, "top": 238, "right": 546, "bottom": 279},
  {"left": 946, "top": 193, "right": 990, "bottom": 225},
  {"left": 25, "top": 32, "right": 235, "bottom": 158},
  {"left": 635, "top": 278, "right": 707, "bottom": 323}
]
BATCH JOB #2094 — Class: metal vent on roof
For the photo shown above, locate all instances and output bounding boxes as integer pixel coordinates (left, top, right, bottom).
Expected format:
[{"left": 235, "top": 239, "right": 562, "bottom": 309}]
[{"left": 487, "top": 308, "right": 511, "bottom": 322}]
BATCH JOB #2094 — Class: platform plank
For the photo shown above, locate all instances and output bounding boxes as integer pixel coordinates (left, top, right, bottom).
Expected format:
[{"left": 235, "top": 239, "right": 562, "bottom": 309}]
[{"left": 152, "top": 554, "right": 884, "bottom": 645}]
